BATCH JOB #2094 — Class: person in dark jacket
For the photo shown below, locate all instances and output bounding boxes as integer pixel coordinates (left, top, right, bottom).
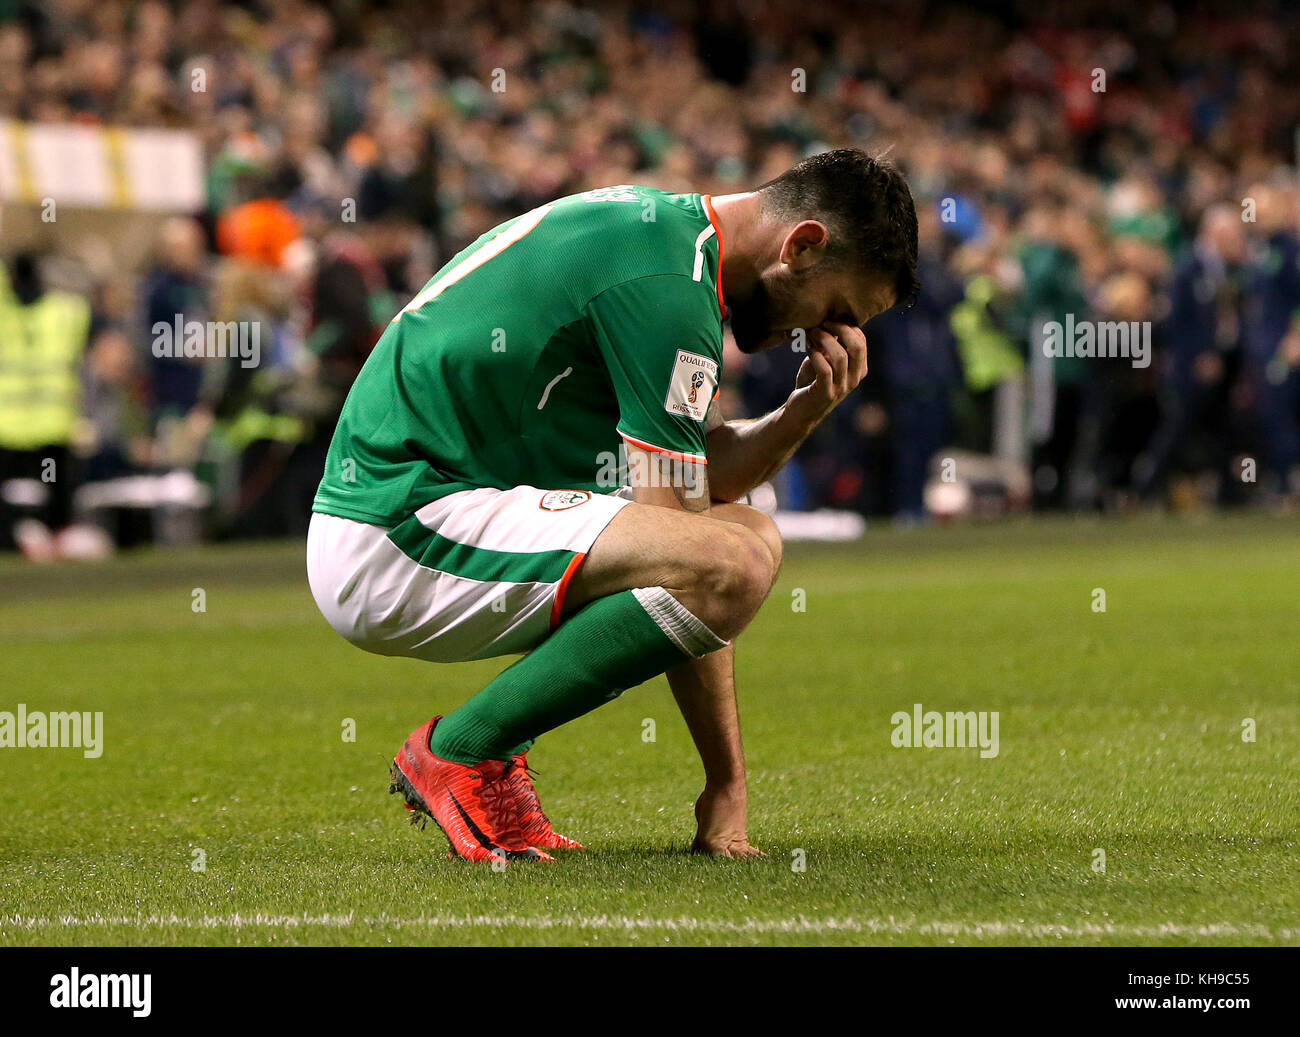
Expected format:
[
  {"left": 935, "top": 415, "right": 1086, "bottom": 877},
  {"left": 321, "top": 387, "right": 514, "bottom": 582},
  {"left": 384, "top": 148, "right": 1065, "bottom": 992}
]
[
  {"left": 1135, "top": 204, "right": 1247, "bottom": 500},
  {"left": 869, "top": 251, "right": 964, "bottom": 519},
  {"left": 1240, "top": 183, "right": 1300, "bottom": 497},
  {"left": 140, "top": 217, "right": 209, "bottom": 429}
]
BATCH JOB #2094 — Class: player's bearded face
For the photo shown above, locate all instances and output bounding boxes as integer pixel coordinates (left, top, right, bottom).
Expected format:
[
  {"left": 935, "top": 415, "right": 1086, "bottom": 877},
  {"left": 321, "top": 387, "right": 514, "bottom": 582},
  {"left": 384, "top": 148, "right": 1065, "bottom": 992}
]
[{"left": 728, "top": 265, "right": 810, "bottom": 354}]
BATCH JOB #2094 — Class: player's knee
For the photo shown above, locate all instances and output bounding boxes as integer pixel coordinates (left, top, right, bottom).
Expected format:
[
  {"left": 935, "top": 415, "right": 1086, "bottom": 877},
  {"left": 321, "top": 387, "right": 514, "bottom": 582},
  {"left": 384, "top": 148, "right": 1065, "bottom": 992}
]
[
  {"left": 703, "top": 525, "right": 775, "bottom": 622},
  {"left": 743, "top": 507, "right": 783, "bottom": 581},
  {"left": 711, "top": 501, "right": 783, "bottom": 582}
]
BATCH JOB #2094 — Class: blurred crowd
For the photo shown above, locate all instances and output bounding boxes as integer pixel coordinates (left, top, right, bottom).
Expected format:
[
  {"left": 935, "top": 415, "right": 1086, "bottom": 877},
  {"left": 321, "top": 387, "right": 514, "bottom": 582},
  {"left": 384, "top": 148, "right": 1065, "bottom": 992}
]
[{"left": 2, "top": 0, "right": 1300, "bottom": 554}]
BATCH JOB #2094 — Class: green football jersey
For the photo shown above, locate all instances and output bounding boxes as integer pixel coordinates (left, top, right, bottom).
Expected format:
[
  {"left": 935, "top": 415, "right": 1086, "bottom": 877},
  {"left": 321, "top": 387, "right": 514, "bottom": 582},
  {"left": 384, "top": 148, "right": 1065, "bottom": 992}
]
[{"left": 312, "top": 186, "right": 727, "bottom": 527}]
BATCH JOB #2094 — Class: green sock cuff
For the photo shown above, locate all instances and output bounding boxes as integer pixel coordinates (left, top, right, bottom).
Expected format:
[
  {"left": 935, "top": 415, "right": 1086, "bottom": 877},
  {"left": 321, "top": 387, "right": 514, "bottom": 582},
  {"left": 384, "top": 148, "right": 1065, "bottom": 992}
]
[{"left": 428, "top": 588, "right": 703, "bottom": 763}]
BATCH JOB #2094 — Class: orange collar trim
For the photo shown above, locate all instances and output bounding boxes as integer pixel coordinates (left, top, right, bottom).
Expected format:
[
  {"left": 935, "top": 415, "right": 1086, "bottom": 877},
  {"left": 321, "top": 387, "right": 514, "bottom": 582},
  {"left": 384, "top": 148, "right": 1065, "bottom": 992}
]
[{"left": 701, "top": 194, "right": 728, "bottom": 321}]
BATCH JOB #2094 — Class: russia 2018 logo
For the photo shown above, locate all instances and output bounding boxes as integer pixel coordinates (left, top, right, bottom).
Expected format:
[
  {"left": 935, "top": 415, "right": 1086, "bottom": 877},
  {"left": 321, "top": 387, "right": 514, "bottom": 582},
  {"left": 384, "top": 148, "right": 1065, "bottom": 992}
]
[
  {"left": 539, "top": 489, "right": 592, "bottom": 511},
  {"left": 664, "top": 349, "right": 717, "bottom": 422}
]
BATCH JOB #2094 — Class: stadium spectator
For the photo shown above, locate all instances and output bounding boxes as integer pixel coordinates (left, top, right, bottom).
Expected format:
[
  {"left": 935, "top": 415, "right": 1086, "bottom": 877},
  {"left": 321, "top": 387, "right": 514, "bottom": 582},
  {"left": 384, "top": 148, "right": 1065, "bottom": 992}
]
[
  {"left": 1135, "top": 205, "right": 1249, "bottom": 503},
  {"left": 867, "top": 210, "right": 964, "bottom": 520},
  {"left": 0, "top": 253, "right": 95, "bottom": 558},
  {"left": 1241, "top": 181, "right": 1300, "bottom": 498},
  {"left": 141, "top": 217, "right": 210, "bottom": 443}
]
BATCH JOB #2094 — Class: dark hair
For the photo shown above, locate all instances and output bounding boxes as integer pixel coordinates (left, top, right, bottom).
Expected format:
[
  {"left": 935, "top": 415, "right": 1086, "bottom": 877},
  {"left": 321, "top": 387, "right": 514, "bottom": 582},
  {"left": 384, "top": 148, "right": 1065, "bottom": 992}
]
[
  {"left": 758, "top": 148, "right": 920, "bottom": 309},
  {"left": 10, "top": 252, "right": 44, "bottom": 305}
]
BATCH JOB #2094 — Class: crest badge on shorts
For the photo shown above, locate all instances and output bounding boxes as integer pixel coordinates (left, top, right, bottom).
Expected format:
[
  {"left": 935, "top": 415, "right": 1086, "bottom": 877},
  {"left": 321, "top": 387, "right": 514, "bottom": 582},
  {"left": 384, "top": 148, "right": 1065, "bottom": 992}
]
[{"left": 539, "top": 489, "right": 592, "bottom": 511}]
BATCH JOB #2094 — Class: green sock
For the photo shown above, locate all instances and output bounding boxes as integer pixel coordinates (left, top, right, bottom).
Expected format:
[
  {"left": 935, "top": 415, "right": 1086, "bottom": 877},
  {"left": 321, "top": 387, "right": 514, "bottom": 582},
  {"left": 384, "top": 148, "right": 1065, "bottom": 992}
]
[{"left": 429, "top": 587, "right": 726, "bottom": 763}]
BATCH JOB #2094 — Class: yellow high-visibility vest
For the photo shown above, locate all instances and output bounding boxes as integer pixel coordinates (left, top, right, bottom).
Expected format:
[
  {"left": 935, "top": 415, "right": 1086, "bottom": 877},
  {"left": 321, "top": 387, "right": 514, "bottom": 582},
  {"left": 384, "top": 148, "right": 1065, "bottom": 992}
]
[{"left": 0, "top": 285, "right": 91, "bottom": 449}]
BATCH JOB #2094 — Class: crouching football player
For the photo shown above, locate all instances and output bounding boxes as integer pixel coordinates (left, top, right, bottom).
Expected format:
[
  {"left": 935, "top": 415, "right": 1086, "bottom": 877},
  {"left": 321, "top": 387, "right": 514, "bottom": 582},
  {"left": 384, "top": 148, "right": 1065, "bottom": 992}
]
[{"left": 307, "top": 149, "right": 918, "bottom": 862}]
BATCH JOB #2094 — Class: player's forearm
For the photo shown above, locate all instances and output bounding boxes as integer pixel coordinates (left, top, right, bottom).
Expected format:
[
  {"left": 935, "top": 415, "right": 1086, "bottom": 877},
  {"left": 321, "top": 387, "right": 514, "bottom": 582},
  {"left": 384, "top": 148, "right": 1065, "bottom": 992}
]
[
  {"left": 705, "top": 403, "right": 819, "bottom": 502},
  {"left": 706, "top": 320, "right": 870, "bottom": 502}
]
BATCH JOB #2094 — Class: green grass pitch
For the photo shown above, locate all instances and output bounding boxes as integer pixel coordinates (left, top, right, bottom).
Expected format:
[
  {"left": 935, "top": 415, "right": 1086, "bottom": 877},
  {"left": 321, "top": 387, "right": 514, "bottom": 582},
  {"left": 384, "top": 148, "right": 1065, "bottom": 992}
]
[{"left": 1, "top": 513, "right": 1297, "bottom": 946}]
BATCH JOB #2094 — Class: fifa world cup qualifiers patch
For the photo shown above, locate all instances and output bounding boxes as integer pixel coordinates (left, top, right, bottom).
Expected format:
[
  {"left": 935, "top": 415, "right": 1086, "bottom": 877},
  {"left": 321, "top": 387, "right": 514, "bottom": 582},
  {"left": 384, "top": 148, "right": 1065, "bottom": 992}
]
[
  {"left": 664, "top": 350, "right": 719, "bottom": 422},
  {"left": 539, "top": 489, "right": 592, "bottom": 511}
]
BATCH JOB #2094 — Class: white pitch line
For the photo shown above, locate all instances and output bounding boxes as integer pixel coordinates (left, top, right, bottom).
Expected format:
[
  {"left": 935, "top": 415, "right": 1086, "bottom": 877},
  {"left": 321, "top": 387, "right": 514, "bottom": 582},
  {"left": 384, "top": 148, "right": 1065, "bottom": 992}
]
[{"left": 2, "top": 914, "right": 1296, "bottom": 941}]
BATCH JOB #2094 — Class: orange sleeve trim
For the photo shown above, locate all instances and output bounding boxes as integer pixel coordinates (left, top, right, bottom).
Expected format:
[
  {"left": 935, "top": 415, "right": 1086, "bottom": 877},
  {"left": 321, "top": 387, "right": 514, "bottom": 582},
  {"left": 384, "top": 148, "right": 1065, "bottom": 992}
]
[
  {"left": 700, "top": 194, "right": 728, "bottom": 321},
  {"left": 618, "top": 431, "right": 708, "bottom": 466}
]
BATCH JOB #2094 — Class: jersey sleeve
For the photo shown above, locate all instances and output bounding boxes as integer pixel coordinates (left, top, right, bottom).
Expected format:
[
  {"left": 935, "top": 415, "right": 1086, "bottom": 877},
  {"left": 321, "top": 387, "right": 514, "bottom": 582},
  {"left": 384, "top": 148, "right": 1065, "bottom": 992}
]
[{"left": 585, "top": 274, "right": 723, "bottom": 464}]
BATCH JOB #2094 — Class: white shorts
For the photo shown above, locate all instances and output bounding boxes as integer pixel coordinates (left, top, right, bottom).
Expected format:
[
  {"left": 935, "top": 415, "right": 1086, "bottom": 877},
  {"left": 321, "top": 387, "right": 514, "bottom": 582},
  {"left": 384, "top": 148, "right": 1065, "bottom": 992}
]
[{"left": 307, "top": 485, "right": 632, "bottom": 663}]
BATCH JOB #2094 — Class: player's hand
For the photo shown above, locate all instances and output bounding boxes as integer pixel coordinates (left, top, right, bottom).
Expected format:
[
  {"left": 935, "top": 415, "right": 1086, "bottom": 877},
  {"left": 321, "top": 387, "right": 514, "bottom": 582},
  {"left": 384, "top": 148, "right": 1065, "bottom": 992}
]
[
  {"left": 788, "top": 321, "right": 868, "bottom": 425},
  {"left": 690, "top": 783, "right": 765, "bottom": 858}
]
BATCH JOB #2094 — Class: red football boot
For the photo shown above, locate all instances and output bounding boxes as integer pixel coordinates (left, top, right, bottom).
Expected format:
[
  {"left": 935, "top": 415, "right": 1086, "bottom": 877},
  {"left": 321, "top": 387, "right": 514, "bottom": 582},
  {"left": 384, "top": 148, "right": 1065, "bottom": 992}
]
[
  {"left": 504, "top": 752, "right": 585, "bottom": 850},
  {"left": 390, "top": 717, "right": 553, "bottom": 863}
]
